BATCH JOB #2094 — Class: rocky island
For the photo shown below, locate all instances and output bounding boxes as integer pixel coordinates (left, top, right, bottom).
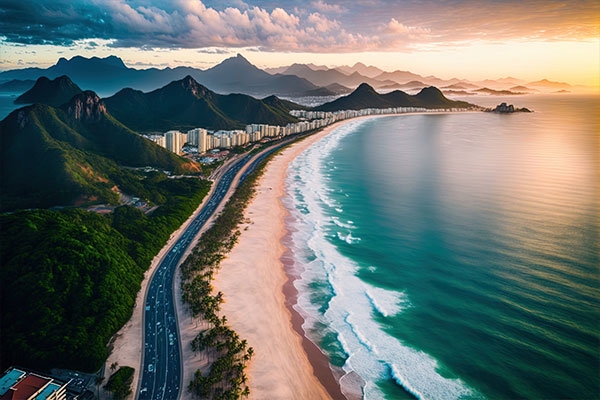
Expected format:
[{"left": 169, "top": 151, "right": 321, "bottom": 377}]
[{"left": 488, "top": 102, "right": 532, "bottom": 113}]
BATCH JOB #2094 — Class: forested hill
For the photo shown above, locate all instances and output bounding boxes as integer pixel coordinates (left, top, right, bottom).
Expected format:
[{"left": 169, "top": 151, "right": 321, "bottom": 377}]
[
  {"left": 103, "top": 75, "right": 301, "bottom": 132},
  {"left": 0, "top": 90, "right": 199, "bottom": 211},
  {"left": 15, "top": 75, "right": 83, "bottom": 107},
  {"left": 314, "top": 83, "right": 475, "bottom": 111},
  {"left": 0, "top": 178, "right": 211, "bottom": 372}
]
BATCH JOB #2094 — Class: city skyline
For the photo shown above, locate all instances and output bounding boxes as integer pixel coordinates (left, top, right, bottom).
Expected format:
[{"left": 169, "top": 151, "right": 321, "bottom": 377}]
[{"left": 0, "top": 1, "right": 598, "bottom": 87}]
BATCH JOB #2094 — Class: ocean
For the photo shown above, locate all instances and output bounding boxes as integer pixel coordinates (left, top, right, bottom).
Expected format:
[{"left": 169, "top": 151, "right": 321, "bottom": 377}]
[
  {"left": 283, "top": 94, "right": 599, "bottom": 399},
  {"left": 0, "top": 93, "right": 21, "bottom": 121}
]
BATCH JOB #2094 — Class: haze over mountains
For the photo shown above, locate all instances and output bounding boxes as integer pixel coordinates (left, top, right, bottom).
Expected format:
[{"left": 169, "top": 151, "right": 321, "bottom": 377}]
[
  {"left": 314, "top": 83, "right": 473, "bottom": 112},
  {"left": 0, "top": 54, "right": 577, "bottom": 101},
  {"left": 0, "top": 71, "right": 477, "bottom": 211}
]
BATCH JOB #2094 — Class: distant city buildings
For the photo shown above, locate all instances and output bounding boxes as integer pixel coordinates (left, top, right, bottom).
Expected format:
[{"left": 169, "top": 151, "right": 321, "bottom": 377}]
[{"left": 145, "top": 106, "right": 469, "bottom": 157}]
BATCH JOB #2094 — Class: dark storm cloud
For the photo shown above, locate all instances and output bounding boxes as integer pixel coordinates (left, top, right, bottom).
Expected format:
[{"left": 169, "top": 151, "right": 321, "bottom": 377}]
[{"left": 0, "top": 0, "right": 111, "bottom": 45}]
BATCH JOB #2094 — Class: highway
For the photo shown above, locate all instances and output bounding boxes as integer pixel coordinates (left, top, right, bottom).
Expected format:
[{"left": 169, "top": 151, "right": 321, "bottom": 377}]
[{"left": 137, "top": 138, "right": 300, "bottom": 400}]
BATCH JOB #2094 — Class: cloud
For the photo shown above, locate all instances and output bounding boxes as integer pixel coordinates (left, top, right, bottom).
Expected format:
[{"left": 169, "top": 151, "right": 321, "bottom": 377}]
[
  {"left": 311, "top": 0, "right": 344, "bottom": 14},
  {"left": 0, "top": 0, "right": 598, "bottom": 53},
  {"left": 196, "top": 47, "right": 232, "bottom": 54}
]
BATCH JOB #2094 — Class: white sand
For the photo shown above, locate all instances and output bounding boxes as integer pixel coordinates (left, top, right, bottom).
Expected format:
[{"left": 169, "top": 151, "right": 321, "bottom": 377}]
[
  {"left": 211, "top": 123, "right": 353, "bottom": 400},
  {"left": 104, "top": 120, "right": 358, "bottom": 399}
]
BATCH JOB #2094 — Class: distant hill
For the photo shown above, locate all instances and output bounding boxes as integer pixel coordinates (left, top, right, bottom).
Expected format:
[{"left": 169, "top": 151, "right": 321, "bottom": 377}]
[
  {"left": 0, "top": 79, "right": 36, "bottom": 93},
  {"left": 0, "top": 54, "right": 323, "bottom": 98},
  {"left": 15, "top": 75, "right": 83, "bottom": 106},
  {"left": 527, "top": 79, "right": 571, "bottom": 89},
  {"left": 336, "top": 62, "right": 385, "bottom": 79},
  {"left": 282, "top": 63, "right": 398, "bottom": 90},
  {"left": 314, "top": 83, "right": 474, "bottom": 112},
  {"left": 301, "top": 82, "right": 350, "bottom": 97},
  {"left": 374, "top": 69, "right": 428, "bottom": 85},
  {"left": 0, "top": 91, "right": 198, "bottom": 210},
  {"left": 198, "top": 54, "right": 319, "bottom": 96},
  {"left": 387, "top": 80, "right": 429, "bottom": 90},
  {"left": 104, "top": 75, "right": 301, "bottom": 132},
  {"left": 283, "top": 64, "right": 351, "bottom": 87},
  {"left": 474, "top": 87, "right": 525, "bottom": 95},
  {"left": 510, "top": 85, "right": 538, "bottom": 93}
]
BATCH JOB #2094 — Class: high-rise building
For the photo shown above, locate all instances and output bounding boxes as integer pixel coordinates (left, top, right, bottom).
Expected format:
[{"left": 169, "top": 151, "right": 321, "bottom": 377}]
[
  {"left": 187, "top": 128, "right": 208, "bottom": 153},
  {"left": 165, "top": 130, "right": 184, "bottom": 155}
]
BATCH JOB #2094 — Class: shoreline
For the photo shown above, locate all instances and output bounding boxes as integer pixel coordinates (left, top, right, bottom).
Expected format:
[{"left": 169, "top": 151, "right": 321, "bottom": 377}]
[{"left": 212, "top": 117, "right": 378, "bottom": 399}]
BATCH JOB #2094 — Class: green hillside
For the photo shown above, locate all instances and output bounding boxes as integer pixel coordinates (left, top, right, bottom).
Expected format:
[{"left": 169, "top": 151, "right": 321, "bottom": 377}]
[
  {"left": 104, "top": 76, "right": 301, "bottom": 132},
  {"left": 0, "top": 173, "right": 211, "bottom": 372},
  {"left": 15, "top": 75, "right": 83, "bottom": 107},
  {"left": 0, "top": 92, "right": 199, "bottom": 211}
]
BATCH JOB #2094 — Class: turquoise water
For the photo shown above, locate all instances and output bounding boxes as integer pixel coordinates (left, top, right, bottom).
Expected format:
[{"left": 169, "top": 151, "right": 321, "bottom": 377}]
[{"left": 284, "top": 95, "right": 599, "bottom": 399}]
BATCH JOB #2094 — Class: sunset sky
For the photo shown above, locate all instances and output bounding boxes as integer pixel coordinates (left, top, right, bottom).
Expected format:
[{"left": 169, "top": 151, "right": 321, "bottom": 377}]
[{"left": 1, "top": 0, "right": 598, "bottom": 87}]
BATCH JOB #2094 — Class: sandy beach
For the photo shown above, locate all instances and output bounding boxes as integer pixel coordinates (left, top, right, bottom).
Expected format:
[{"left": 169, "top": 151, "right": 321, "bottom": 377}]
[
  {"left": 104, "top": 118, "right": 361, "bottom": 399},
  {"left": 211, "top": 121, "right": 358, "bottom": 400}
]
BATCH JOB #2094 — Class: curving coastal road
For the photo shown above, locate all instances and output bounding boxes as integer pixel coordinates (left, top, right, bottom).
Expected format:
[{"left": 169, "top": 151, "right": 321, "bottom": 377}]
[{"left": 137, "top": 138, "right": 302, "bottom": 400}]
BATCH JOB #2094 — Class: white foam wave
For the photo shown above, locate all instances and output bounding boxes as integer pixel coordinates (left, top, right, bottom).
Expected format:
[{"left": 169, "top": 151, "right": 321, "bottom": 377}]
[
  {"left": 284, "top": 119, "right": 479, "bottom": 400},
  {"left": 389, "top": 363, "right": 425, "bottom": 399},
  {"left": 365, "top": 287, "right": 409, "bottom": 318},
  {"left": 331, "top": 216, "right": 354, "bottom": 229},
  {"left": 337, "top": 232, "right": 361, "bottom": 244}
]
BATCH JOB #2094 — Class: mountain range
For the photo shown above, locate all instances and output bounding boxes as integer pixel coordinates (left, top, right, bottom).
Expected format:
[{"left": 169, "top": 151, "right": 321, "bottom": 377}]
[
  {"left": 314, "top": 83, "right": 474, "bottom": 112},
  {"left": 1, "top": 71, "right": 477, "bottom": 211},
  {"left": 0, "top": 55, "right": 576, "bottom": 101},
  {"left": 103, "top": 75, "right": 301, "bottom": 132},
  {"left": 0, "top": 86, "right": 199, "bottom": 211},
  {"left": 0, "top": 54, "right": 321, "bottom": 98}
]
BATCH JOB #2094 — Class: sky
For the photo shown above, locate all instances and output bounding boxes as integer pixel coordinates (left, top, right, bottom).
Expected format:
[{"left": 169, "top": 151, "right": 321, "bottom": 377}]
[{"left": 0, "top": 0, "right": 598, "bottom": 87}]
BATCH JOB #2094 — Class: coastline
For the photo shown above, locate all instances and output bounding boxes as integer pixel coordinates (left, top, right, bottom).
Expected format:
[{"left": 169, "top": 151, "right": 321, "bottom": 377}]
[{"left": 212, "top": 117, "right": 376, "bottom": 399}]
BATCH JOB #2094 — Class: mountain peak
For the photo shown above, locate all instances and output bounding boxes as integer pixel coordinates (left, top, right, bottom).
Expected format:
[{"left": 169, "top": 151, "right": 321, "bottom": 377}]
[
  {"left": 414, "top": 86, "right": 445, "bottom": 101},
  {"left": 354, "top": 82, "right": 377, "bottom": 94},
  {"left": 178, "top": 75, "right": 209, "bottom": 97},
  {"left": 15, "top": 75, "right": 83, "bottom": 106},
  {"left": 221, "top": 53, "right": 254, "bottom": 68},
  {"left": 54, "top": 55, "right": 127, "bottom": 70},
  {"left": 63, "top": 90, "right": 106, "bottom": 122},
  {"left": 99, "top": 55, "right": 127, "bottom": 69}
]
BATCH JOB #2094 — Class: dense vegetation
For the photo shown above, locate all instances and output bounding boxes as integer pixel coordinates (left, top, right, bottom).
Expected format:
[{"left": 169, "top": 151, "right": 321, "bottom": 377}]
[
  {"left": 104, "top": 366, "right": 135, "bottom": 400},
  {"left": 0, "top": 173, "right": 211, "bottom": 372},
  {"left": 180, "top": 153, "right": 275, "bottom": 399},
  {"left": 104, "top": 76, "right": 300, "bottom": 132},
  {"left": 0, "top": 90, "right": 199, "bottom": 211},
  {"left": 15, "top": 75, "right": 83, "bottom": 106}
]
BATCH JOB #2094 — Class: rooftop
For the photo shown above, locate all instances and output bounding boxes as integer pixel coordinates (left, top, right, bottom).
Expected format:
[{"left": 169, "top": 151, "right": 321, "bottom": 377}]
[
  {"left": 0, "top": 370, "right": 25, "bottom": 396},
  {"left": 0, "top": 374, "right": 51, "bottom": 400}
]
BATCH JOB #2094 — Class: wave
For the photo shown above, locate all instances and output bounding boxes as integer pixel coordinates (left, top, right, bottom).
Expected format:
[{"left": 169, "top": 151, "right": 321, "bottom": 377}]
[
  {"left": 365, "top": 287, "right": 409, "bottom": 318},
  {"left": 284, "top": 119, "right": 478, "bottom": 400},
  {"left": 336, "top": 231, "right": 361, "bottom": 244},
  {"left": 331, "top": 216, "right": 354, "bottom": 229}
]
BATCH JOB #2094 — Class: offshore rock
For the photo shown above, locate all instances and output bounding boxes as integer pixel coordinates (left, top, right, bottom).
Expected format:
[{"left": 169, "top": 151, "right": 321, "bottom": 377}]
[{"left": 488, "top": 102, "right": 532, "bottom": 113}]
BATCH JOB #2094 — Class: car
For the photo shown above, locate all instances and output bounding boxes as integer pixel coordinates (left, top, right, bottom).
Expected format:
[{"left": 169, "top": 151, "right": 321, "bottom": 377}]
[{"left": 148, "top": 364, "right": 154, "bottom": 372}]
